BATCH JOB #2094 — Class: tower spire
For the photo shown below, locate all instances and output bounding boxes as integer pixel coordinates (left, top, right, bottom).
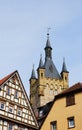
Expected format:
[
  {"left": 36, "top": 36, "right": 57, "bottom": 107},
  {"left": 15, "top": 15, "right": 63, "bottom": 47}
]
[
  {"left": 38, "top": 54, "right": 44, "bottom": 68},
  {"left": 31, "top": 64, "right": 36, "bottom": 79},
  {"left": 44, "top": 32, "right": 52, "bottom": 61},
  {"left": 61, "top": 57, "right": 68, "bottom": 72}
]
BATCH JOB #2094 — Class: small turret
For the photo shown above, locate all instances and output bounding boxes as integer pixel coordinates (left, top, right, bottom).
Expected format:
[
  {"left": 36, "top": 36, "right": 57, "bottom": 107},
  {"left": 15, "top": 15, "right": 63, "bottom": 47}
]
[
  {"left": 31, "top": 64, "right": 36, "bottom": 79},
  {"left": 37, "top": 55, "right": 45, "bottom": 80},
  {"left": 61, "top": 58, "right": 68, "bottom": 73},
  {"left": 61, "top": 58, "right": 69, "bottom": 89},
  {"left": 30, "top": 65, "right": 37, "bottom": 86},
  {"left": 39, "top": 54, "right": 44, "bottom": 68}
]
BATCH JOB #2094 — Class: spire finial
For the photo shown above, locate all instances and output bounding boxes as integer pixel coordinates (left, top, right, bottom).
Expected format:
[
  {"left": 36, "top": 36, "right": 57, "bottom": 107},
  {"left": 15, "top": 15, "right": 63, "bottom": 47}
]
[
  {"left": 33, "top": 64, "right": 34, "bottom": 70},
  {"left": 63, "top": 57, "right": 65, "bottom": 63},
  {"left": 47, "top": 27, "right": 51, "bottom": 38}
]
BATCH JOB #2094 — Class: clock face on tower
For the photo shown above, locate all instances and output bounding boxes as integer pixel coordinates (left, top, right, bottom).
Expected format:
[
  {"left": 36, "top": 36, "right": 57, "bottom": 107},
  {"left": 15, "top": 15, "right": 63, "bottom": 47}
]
[{"left": 49, "top": 64, "right": 53, "bottom": 73}]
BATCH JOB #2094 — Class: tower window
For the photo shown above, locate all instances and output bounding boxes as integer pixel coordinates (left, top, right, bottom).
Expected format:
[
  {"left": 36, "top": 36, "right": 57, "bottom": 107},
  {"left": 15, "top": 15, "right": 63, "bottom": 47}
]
[
  {"left": 54, "top": 89, "right": 58, "bottom": 95},
  {"left": 49, "top": 65, "right": 53, "bottom": 73},
  {"left": 39, "top": 110, "right": 43, "bottom": 117},
  {"left": 65, "top": 76, "right": 67, "bottom": 81},
  {"left": 50, "top": 89, "right": 53, "bottom": 95},
  {"left": 41, "top": 73, "right": 43, "bottom": 78}
]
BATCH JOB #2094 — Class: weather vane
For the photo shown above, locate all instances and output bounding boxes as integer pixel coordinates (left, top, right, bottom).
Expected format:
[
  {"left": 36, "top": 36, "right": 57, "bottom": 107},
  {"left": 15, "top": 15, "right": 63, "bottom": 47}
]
[{"left": 47, "top": 27, "right": 51, "bottom": 34}]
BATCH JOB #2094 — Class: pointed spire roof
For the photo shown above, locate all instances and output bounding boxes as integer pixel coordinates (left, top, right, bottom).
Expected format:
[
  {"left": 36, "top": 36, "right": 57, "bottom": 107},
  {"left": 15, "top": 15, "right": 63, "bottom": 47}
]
[
  {"left": 45, "top": 33, "right": 52, "bottom": 49},
  {"left": 39, "top": 54, "right": 44, "bottom": 68},
  {"left": 61, "top": 58, "right": 68, "bottom": 73},
  {"left": 44, "top": 33, "right": 61, "bottom": 79},
  {"left": 31, "top": 65, "right": 36, "bottom": 79}
]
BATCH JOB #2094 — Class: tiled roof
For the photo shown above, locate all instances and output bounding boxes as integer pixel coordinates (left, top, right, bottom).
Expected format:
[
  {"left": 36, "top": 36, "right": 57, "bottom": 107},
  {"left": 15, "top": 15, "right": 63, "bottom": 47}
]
[
  {"left": 56, "top": 82, "right": 82, "bottom": 99},
  {"left": 0, "top": 70, "right": 17, "bottom": 86}
]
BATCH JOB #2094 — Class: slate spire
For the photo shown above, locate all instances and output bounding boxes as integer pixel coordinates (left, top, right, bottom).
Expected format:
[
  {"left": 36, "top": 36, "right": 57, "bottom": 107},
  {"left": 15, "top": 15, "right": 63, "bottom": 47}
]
[
  {"left": 31, "top": 64, "right": 36, "bottom": 79},
  {"left": 39, "top": 54, "right": 44, "bottom": 68},
  {"left": 61, "top": 58, "right": 68, "bottom": 72},
  {"left": 44, "top": 33, "right": 52, "bottom": 61},
  {"left": 44, "top": 33, "right": 61, "bottom": 79}
]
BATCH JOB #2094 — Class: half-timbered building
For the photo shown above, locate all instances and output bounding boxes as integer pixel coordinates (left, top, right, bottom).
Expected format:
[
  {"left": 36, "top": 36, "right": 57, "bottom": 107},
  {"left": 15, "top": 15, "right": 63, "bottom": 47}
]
[{"left": 0, "top": 70, "right": 39, "bottom": 130}]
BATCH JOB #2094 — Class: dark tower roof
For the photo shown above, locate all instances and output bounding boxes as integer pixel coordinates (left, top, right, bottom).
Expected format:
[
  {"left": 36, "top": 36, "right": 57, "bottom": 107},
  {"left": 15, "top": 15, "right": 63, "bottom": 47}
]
[
  {"left": 44, "top": 33, "right": 61, "bottom": 79},
  {"left": 31, "top": 65, "right": 36, "bottom": 79},
  {"left": 45, "top": 33, "right": 52, "bottom": 49},
  {"left": 61, "top": 58, "right": 69, "bottom": 73},
  {"left": 38, "top": 55, "right": 44, "bottom": 68},
  {"left": 44, "top": 33, "right": 52, "bottom": 61}
]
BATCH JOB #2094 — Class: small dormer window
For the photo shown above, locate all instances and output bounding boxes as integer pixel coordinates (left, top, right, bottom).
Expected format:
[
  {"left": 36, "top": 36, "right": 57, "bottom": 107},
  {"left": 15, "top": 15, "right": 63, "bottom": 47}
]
[
  {"left": 49, "top": 64, "right": 53, "bottom": 73},
  {"left": 39, "top": 110, "right": 43, "bottom": 117}
]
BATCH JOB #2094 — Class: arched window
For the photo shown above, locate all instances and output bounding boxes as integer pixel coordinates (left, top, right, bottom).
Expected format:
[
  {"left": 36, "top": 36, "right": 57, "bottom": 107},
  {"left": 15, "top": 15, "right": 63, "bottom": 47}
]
[
  {"left": 54, "top": 89, "right": 58, "bottom": 95},
  {"left": 50, "top": 89, "right": 53, "bottom": 95}
]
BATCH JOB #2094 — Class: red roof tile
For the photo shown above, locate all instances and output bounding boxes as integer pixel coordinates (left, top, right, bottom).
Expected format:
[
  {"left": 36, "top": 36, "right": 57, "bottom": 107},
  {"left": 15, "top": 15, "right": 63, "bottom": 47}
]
[
  {"left": 56, "top": 82, "right": 82, "bottom": 99},
  {"left": 0, "top": 70, "right": 17, "bottom": 86}
]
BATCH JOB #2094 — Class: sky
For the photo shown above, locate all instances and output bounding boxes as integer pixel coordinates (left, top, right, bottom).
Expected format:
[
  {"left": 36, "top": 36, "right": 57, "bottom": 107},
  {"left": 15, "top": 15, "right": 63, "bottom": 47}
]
[{"left": 0, "top": 0, "right": 82, "bottom": 95}]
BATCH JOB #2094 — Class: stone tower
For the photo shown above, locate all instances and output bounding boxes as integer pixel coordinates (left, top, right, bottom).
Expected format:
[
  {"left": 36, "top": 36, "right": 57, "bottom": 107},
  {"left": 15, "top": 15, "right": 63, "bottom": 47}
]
[{"left": 29, "top": 33, "right": 69, "bottom": 111}]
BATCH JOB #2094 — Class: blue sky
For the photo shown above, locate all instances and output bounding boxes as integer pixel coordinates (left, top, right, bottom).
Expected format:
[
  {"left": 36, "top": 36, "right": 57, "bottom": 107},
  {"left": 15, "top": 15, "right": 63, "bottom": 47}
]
[{"left": 0, "top": 0, "right": 82, "bottom": 94}]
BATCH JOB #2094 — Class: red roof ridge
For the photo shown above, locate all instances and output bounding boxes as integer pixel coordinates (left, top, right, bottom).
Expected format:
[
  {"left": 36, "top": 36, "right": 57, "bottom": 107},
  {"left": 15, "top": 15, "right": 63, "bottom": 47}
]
[
  {"left": 55, "top": 82, "right": 82, "bottom": 98},
  {"left": 0, "top": 70, "right": 17, "bottom": 86}
]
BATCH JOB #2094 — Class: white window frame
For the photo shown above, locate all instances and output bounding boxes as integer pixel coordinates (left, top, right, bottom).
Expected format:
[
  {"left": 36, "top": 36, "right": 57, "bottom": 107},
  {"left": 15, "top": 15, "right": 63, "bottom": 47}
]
[
  {"left": 8, "top": 123, "right": 13, "bottom": 130},
  {"left": 15, "top": 90, "right": 18, "bottom": 98},
  {"left": 0, "top": 102, "right": 5, "bottom": 110},
  {"left": 50, "top": 121, "right": 57, "bottom": 130},
  {"left": 68, "top": 117, "right": 75, "bottom": 128},
  {"left": 9, "top": 106, "right": 13, "bottom": 113},
  {"left": 17, "top": 109, "right": 22, "bottom": 116},
  {"left": 7, "top": 87, "right": 11, "bottom": 95}
]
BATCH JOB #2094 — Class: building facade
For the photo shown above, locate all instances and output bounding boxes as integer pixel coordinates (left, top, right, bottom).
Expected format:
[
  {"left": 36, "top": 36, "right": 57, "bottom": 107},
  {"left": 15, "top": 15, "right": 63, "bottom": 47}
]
[
  {"left": 40, "top": 82, "right": 82, "bottom": 130},
  {"left": 30, "top": 33, "right": 69, "bottom": 111},
  {"left": 0, "top": 71, "right": 39, "bottom": 130}
]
